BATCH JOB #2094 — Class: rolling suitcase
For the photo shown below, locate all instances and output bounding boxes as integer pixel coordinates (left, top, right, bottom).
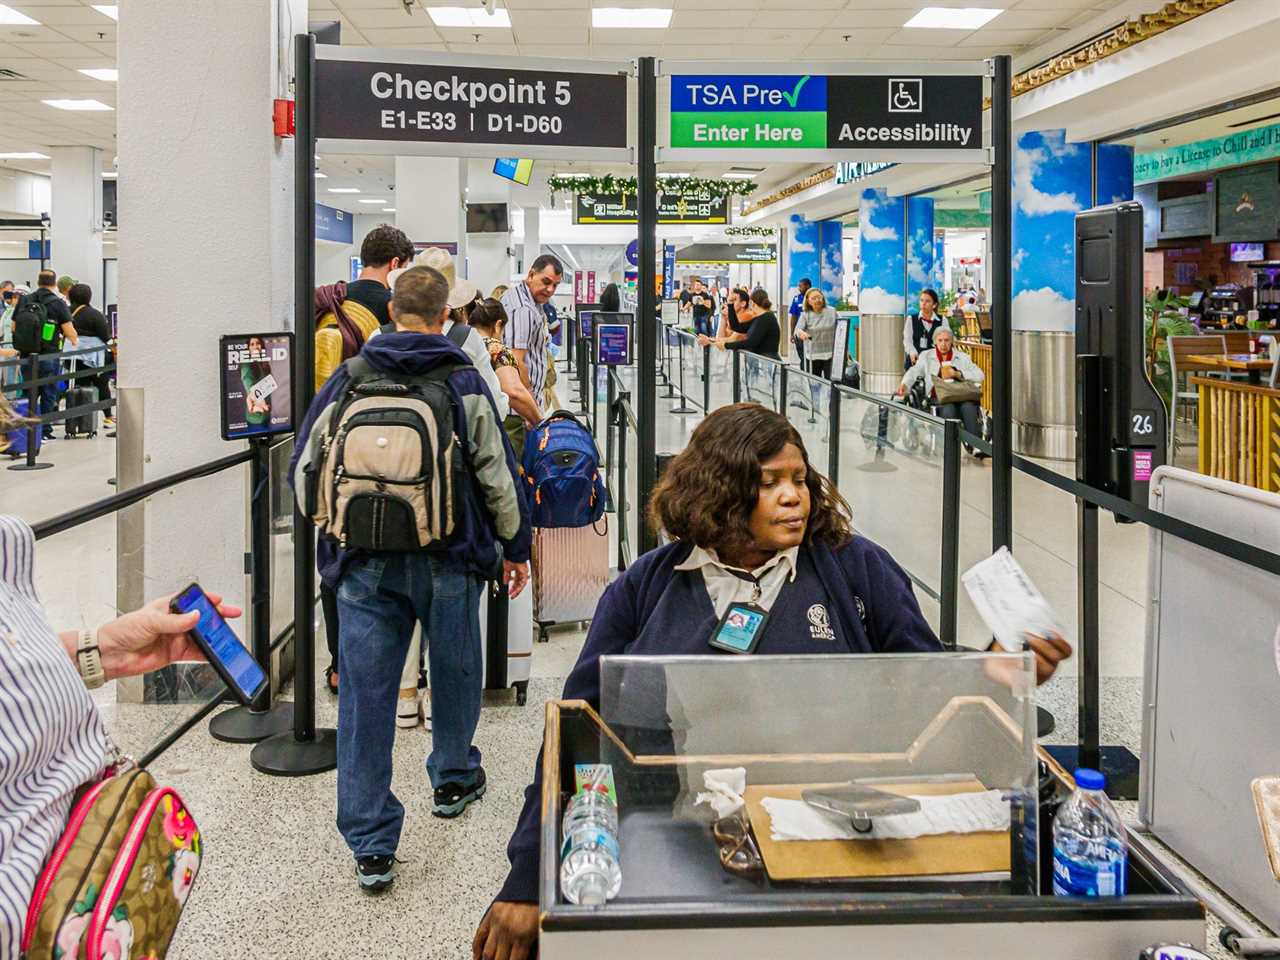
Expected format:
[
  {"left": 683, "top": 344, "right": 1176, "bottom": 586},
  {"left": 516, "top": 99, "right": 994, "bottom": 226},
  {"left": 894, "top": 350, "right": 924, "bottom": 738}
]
[
  {"left": 478, "top": 577, "right": 534, "bottom": 705},
  {"left": 2, "top": 398, "right": 40, "bottom": 457},
  {"left": 531, "top": 522, "right": 610, "bottom": 643},
  {"left": 63, "top": 386, "right": 97, "bottom": 438}
]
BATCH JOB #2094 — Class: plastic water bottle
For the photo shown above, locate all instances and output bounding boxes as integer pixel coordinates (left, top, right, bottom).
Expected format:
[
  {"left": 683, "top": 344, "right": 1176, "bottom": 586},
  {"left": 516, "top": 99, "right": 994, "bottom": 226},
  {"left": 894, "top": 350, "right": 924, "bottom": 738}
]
[
  {"left": 1052, "top": 768, "right": 1128, "bottom": 897},
  {"left": 559, "top": 789, "right": 622, "bottom": 905}
]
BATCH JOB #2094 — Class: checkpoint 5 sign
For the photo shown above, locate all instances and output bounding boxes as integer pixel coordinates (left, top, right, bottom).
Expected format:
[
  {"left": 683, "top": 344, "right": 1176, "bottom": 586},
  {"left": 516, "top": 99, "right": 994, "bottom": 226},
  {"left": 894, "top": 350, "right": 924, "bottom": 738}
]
[
  {"left": 669, "top": 73, "right": 983, "bottom": 154},
  {"left": 315, "top": 57, "right": 628, "bottom": 149}
]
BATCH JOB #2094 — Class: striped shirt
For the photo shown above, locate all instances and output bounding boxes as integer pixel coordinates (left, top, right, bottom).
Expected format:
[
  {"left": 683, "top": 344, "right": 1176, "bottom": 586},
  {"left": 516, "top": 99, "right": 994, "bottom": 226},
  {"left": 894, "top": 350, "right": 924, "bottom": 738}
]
[
  {"left": 0, "top": 516, "right": 111, "bottom": 958},
  {"left": 500, "top": 280, "right": 549, "bottom": 403}
]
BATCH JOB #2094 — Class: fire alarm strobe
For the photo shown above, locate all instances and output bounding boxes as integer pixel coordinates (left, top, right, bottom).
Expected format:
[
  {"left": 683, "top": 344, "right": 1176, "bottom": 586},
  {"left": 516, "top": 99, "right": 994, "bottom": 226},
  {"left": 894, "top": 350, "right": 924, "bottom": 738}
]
[{"left": 273, "top": 99, "right": 295, "bottom": 138}]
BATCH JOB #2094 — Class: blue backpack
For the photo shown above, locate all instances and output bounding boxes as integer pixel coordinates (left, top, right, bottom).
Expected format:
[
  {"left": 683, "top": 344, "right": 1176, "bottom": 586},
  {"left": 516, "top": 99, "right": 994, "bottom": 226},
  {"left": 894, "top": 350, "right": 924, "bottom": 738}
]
[{"left": 522, "top": 411, "right": 606, "bottom": 528}]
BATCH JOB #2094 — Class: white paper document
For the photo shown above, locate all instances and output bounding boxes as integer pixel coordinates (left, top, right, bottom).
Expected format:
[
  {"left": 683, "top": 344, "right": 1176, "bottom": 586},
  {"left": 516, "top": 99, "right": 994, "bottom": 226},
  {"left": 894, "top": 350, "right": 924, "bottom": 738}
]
[
  {"left": 762, "top": 789, "right": 1010, "bottom": 842},
  {"left": 248, "top": 374, "right": 279, "bottom": 406},
  {"left": 961, "top": 546, "right": 1063, "bottom": 651}
]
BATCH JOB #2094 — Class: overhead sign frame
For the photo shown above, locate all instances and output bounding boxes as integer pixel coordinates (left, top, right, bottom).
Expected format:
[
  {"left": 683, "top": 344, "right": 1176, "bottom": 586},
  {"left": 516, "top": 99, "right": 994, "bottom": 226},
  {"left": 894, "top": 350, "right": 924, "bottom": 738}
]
[
  {"left": 314, "top": 46, "right": 634, "bottom": 161},
  {"left": 656, "top": 59, "right": 992, "bottom": 165}
]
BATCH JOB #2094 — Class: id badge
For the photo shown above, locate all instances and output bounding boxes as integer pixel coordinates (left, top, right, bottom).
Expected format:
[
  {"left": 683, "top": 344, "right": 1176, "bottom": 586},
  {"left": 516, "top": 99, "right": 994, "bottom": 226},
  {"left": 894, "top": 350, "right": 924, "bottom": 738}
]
[{"left": 708, "top": 602, "right": 770, "bottom": 655}]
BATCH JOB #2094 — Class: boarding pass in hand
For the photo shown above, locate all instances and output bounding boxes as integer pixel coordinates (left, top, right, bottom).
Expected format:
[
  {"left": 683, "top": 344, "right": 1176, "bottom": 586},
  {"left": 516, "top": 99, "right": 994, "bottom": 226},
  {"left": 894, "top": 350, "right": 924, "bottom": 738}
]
[
  {"left": 248, "top": 374, "right": 278, "bottom": 405},
  {"left": 961, "top": 546, "right": 1064, "bottom": 651}
]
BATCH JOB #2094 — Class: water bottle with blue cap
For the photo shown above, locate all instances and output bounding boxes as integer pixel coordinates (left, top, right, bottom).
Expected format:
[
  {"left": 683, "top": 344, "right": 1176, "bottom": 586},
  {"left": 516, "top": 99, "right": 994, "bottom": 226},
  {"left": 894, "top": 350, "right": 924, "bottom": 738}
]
[{"left": 1052, "top": 767, "right": 1129, "bottom": 896}]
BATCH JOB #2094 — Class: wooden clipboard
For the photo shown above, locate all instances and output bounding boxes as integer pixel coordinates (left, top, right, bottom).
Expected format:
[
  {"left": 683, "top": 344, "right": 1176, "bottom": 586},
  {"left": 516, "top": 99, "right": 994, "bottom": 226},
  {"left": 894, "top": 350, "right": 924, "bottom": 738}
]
[{"left": 743, "top": 779, "right": 1011, "bottom": 882}]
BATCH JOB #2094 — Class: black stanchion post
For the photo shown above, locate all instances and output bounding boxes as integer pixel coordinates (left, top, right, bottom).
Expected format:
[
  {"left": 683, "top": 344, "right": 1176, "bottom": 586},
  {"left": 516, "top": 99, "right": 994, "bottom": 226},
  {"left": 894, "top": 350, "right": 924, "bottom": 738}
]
[
  {"left": 660, "top": 323, "right": 678, "bottom": 399},
  {"left": 671, "top": 336, "right": 696, "bottom": 415},
  {"left": 732, "top": 350, "right": 741, "bottom": 404},
  {"left": 8, "top": 353, "right": 54, "bottom": 472},
  {"left": 991, "top": 54, "right": 1013, "bottom": 552},
  {"left": 606, "top": 372, "right": 617, "bottom": 501},
  {"left": 702, "top": 345, "right": 711, "bottom": 411},
  {"left": 636, "top": 56, "right": 659, "bottom": 555},
  {"left": 778, "top": 364, "right": 788, "bottom": 415},
  {"left": 939, "top": 419, "right": 961, "bottom": 650},
  {"left": 828, "top": 388, "right": 842, "bottom": 481},
  {"left": 252, "top": 32, "right": 338, "bottom": 777},
  {"left": 211, "top": 438, "right": 295, "bottom": 742},
  {"left": 616, "top": 398, "right": 629, "bottom": 571}
]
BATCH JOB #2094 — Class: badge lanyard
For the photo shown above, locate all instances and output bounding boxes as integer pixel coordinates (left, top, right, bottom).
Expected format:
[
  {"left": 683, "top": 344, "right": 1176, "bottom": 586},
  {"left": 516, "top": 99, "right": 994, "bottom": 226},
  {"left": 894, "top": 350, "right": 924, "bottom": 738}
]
[{"left": 707, "top": 569, "right": 770, "bottom": 655}]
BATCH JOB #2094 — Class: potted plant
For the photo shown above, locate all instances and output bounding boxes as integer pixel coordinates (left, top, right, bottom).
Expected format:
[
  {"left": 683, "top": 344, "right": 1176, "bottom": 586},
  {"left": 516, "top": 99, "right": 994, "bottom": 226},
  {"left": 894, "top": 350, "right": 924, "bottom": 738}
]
[{"left": 1144, "top": 290, "right": 1195, "bottom": 411}]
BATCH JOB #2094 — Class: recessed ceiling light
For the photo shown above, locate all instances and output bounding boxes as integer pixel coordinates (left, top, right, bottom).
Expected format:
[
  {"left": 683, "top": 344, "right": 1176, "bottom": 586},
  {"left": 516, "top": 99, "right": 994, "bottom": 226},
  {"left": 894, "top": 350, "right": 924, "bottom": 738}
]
[
  {"left": 78, "top": 68, "right": 118, "bottom": 82},
  {"left": 0, "top": 4, "right": 39, "bottom": 25},
  {"left": 0, "top": 152, "right": 50, "bottom": 160},
  {"left": 903, "top": 7, "right": 1002, "bottom": 29},
  {"left": 721, "top": 172, "right": 758, "bottom": 180},
  {"left": 43, "top": 99, "right": 113, "bottom": 111},
  {"left": 101, "top": 171, "right": 117, "bottom": 179},
  {"left": 358, "top": 198, "right": 388, "bottom": 204},
  {"left": 382, "top": 208, "right": 396, "bottom": 213},
  {"left": 426, "top": 6, "right": 511, "bottom": 27},
  {"left": 90, "top": 5, "right": 118, "bottom": 20},
  {"left": 593, "top": 7, "right": 671, "bottom": 28},
  {"left": 327, "top": 187, "right": 360, "bottom": 193}
]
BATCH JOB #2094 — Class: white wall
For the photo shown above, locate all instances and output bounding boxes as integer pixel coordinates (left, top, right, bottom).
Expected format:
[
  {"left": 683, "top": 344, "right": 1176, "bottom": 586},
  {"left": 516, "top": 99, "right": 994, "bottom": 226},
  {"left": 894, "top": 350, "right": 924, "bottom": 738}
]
[{"left": 0, "top": 167, "right": 51, "bottom": 217}]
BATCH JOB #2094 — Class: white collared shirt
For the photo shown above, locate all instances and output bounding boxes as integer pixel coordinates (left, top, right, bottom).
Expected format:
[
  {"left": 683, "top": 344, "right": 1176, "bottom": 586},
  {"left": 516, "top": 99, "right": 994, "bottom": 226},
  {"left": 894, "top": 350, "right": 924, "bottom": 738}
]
[{"left": 674, "top": 545, "right": 801, "bottom": 618}]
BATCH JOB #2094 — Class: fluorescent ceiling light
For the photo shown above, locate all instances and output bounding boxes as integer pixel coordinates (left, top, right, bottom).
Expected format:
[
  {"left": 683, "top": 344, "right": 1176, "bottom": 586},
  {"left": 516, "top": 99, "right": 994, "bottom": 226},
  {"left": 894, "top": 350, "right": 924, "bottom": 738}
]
[
  {"left": 593, "top": 7, "right": 671, "bottom": 28},
  {"left": 657, "top": 172, "right": 690, "bottom": 179},
  {"left": 90, "top": 5, "right": 118, "bottom": 20},
  {"left": 426, "top": 6, "right": 511, "bottom": 27},
  {"left": 382, "top": 207, "right": 396, "bottom": 213},
  {"left": 0, "top": 4, "right": 39, "bottom": 25},
  {"left": 315, "top": 171, "right": 327, "bottom": 178},
  {"left": 79, "top": 68, "right": 118, "bottom": 82},
  {"left": 903, "top": 7, "right": 1002, "bottom": 28},
  {"left": 358, "top": 198, "right": 388, "bottom": 204},
  {"left": 0, "top": 152, "right": 49, "bottom": 160},
  {"left": 721, "top": 172, "right": 758, "bottom": 180},
  {"left": 327, "top": 187, "right": 360, "bottom": 193},
  {"left": 101, "top": 171, "right": 117, "bottom": 179},
  {"left": 43, "top": 99, "right": 113, "bottom": 111}
]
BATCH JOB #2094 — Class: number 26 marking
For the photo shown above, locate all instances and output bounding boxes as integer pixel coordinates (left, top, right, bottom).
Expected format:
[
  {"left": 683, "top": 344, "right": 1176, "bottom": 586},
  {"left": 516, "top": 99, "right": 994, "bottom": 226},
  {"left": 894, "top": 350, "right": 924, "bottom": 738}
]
[{"left": 1132, "top": 413, "right": 1153, "bottom": 435}]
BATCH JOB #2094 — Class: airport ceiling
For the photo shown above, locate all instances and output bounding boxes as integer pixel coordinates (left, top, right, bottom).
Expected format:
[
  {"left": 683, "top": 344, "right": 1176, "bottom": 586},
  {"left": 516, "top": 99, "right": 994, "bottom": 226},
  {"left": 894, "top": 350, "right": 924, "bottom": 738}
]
[{"left": 0, "top": 0, "right": 1153, "bottom": 211}]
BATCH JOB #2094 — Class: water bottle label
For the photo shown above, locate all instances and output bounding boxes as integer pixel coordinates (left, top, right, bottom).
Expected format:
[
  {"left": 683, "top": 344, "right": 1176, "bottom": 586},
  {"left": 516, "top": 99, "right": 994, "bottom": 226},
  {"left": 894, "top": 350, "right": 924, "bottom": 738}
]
[
  {"left": 561, "top": 829, "right": 620, "bottom": 862},
  {"left": 1052, "top": 847, "right": 1127, "bottom": 896}
]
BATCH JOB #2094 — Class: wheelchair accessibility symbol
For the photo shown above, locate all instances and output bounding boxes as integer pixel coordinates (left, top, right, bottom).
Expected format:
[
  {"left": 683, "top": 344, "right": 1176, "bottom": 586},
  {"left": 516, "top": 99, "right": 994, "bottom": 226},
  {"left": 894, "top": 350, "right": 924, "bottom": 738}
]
[{"left": 888, "top": 78, "right": 923, "bottom": 113}]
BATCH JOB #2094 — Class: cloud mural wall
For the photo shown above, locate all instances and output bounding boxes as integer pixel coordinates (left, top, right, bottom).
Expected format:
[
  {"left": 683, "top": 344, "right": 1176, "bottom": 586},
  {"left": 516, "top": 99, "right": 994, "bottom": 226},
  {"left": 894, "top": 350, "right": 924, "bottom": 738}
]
[
  {"left": 1096, "top": 143, "right": 1135, "bottom": 207},
  {"left": 859, "top": 188, "right": 907, "bottom": 315},
  {"left": 1012, "top": 129, "right": 1090, "bottom": 332},
  {"left": 907, "top": 197, "right": 935, "bottom": 307},
  {"left": 789, "top": 215, "right": 843, "bottom": 304}
]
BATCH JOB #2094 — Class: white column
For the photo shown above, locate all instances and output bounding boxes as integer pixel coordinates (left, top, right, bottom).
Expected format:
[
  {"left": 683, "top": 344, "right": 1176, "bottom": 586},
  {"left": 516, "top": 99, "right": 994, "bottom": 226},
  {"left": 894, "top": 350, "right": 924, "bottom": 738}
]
[
  {"left": 49, "top": 146, "right": 104, "bottom": 301},
  {"left": 395, "top": 155, "right": 463, "bottom": 257},
  {"left": 521, "top": 204, "right": 540, "bottom": 277},
  {"left": 117, "top": 0, "right": 304, "bottom": 619},
  {"left": 463, "top": 158, "right": 512, "bottom": 288}
]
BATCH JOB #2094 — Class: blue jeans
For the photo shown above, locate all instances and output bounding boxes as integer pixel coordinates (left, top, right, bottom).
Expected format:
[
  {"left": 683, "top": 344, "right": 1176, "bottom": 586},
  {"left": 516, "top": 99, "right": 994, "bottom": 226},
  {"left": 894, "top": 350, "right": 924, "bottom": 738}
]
[
  {"left": 335, "top": 553, "right": 484, "bottom": 858},
  {"left": 20, "top": 358, "right": 60, "bottom": 435}
]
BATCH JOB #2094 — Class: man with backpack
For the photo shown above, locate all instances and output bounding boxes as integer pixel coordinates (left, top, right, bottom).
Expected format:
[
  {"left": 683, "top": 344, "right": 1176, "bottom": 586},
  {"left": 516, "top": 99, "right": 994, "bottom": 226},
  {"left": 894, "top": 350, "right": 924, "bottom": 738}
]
[
  {"left": 290, "top": 265, "right": 531, "bottom": 894},
  {"left": 12, "top": 270, "right": 78, "bottom": 442}
]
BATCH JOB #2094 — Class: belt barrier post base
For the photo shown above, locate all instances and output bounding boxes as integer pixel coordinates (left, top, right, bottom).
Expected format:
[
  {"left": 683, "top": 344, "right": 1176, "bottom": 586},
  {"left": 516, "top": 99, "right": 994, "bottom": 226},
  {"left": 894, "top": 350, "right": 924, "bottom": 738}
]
[
  {"left": 251, "top": 727, "right": 339, "bottom": 777},
  {"left": 210, "top": 701, "right": 296, "bottom": 743}
]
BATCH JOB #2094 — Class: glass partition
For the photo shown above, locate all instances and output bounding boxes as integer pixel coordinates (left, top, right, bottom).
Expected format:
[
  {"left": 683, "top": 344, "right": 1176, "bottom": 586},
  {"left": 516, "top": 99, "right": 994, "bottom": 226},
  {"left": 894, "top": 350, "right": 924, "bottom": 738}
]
[
  {"left": 738, "top": 353, "right": 782, "bottom": 410},
  {"left": 785, "top": 369, "right": 831, "bottom": 471},
  {"left": 836, "top": 389, "right": 945, "bottom": 604},
  {"left": 551, "top": 653, "right": 1039, "bottom": 906},
  {"left": 707, "top": 346, "right": 735, "bottom": 411}
]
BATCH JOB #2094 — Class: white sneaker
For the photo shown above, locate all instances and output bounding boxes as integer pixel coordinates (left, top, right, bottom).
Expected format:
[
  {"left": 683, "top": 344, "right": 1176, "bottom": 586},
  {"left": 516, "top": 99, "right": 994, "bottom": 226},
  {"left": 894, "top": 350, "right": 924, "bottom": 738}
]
[{"left": 396, "top": 687, "right": 422, "bottom": 729}]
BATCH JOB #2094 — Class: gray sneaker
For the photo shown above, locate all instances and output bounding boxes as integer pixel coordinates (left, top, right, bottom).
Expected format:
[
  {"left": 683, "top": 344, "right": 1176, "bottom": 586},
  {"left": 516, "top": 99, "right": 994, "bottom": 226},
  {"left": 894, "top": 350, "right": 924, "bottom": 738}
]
[{"left": 355, "top": 855, "right": 396, "bottom": 893}]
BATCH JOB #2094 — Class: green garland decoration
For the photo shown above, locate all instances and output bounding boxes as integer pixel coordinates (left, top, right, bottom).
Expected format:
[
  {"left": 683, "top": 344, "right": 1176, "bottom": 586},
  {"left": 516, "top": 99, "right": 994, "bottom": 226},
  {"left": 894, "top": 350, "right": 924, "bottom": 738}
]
[{"left": 546, "top": 174, "right": 757, "bottom": 202}]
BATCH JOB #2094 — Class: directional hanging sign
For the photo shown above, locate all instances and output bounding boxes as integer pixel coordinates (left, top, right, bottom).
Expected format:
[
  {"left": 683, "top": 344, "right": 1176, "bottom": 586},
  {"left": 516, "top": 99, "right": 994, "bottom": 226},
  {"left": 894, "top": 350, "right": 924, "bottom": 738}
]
[
  {"left": 574, "top": 192, "right": 730, "bottom": 225},
  {"left": 662, "top": 64, "right": 987, "bottom": 163},
  {"left": 314, "top": 49, "right": 630, "bottom": 159}
]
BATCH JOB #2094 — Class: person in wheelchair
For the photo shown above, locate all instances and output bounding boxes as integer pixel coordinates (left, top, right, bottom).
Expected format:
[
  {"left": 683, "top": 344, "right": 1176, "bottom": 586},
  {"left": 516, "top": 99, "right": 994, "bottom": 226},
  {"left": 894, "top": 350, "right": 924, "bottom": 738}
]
[{"left": 897, "top": 325, "right": 987, "bottom": 460}]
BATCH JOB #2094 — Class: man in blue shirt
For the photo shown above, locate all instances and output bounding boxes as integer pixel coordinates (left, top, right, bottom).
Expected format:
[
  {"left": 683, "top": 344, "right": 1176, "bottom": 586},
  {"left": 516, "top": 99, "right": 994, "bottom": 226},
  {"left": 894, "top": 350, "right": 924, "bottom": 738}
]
[{"left": 789, "top": 277, "right": 812, "bottom": 365}]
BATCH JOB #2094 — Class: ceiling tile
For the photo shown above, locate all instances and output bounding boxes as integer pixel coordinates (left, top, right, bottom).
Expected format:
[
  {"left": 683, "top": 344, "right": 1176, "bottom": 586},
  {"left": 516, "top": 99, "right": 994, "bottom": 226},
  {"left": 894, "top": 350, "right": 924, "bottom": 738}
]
[
  {"left": 749, "top": 9, "right": 836, "bottom": 27},
  {"left": 669, "top": 9, "right": 753, "bottom": 27},
  {"left": 445, "top": 41, "right": 519, "bottom": 54},
  {"left": 6, "top": 40, "right": 97, "bottom": 57},
  {"left": 435, "top": 26, "right": 518, "bottom": 43},
  {"left": 988, "top": 7, "right": 1079, "bottom": 27},
  {"left": 515, "top": 24, "right": 589, "bottom": 42},
  {"left": 9, "top": 5, "right": 113, "bottom": 25},
  {"left": 344, "top": 9, "right": 428, "bottom": 29},
  {"left": 802, "top": 42, "right": 878, "bottom": 58},
  {"left": 332, "top": 0, "right": 405, "bottom": 9},
  {"left": 516, "top": 42, "right": 592, "bottom": 57},
  {"left": 886, "top": 27, "right": 970, "bottom": 45},
  {"left": 667, "top": 0, "right": 765, "bottom": 10},
  {"left": 360, "top": 25, "right": 448, "bottom": 43},
  {"left": 828, "top": 10, "right": 914, "bottom": 28},
  {"left": 957, "top": 27, "right": 1052, "bottom": 44},
  {"left": 0, "top": 24, "right": 74, "bottom": 43}
]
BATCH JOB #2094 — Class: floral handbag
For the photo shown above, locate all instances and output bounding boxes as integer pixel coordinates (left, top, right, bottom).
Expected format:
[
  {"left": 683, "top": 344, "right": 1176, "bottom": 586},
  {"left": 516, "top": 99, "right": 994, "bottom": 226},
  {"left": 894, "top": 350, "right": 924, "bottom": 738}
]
[{"left": 21, "top": 762, "right": 202, "bottom": 960}]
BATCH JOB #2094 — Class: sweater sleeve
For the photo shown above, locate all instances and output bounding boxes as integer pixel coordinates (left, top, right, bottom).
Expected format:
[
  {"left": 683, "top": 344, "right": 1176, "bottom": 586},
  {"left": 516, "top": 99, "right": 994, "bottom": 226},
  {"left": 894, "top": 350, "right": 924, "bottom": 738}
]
[
  {"left": 903, "top": 315, "right": 915, "bottom": 357},
  {"left": 955, "top": 349, "right": 984, "bottom": 384},
  {"left": 496, "top": 565, "right": 644, "bottom": 903},
  {"left": 850, "top": 539, "right": 943, "bottom": 652}
]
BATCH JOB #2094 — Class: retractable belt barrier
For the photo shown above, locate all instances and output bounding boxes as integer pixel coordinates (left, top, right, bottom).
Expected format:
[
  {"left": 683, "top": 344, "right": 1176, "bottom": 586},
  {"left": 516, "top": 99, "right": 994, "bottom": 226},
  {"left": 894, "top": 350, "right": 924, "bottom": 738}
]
[{"left": 2, "top": 345, "right": 119, "bottom": 472}]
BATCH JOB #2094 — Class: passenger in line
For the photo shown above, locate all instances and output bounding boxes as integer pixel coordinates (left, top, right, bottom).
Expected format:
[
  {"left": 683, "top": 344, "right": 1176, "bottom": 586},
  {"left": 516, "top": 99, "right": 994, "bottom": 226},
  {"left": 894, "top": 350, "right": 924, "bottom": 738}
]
[
  {"left": 67, "top": 283, "right": 114, "bottom": 431},
  {"left": 500, "top": 254, "right": 563, "bottom": 412},
  {"left": 903, "top": 287, "right": 946, "bottom": 370},
  {"left": 15, "top": 270, "right": 78, "bottom": 443},
  {"left": 794, "top": 286, "right": 838, "bottom": 380},
  {"left": 787, "top": 276, "right": 812, "bottom": 364},
  {"left": 468, "top": 297, "right": 542, "bottom": 460},
  {"left": 0, "top": 420, "right": 242, "bottom": 954},
  {"left": 348, "top": 223, "right": 415, "bottom": 328},
  {"left": 898, "top": 325, "right": 988, "bottom": 459},
  {"left": 290, "top": 265, "right": 532, "bottom": 895},
  {"left": 599, "top": 282, "right": 621, "bottom": 313},
  {"left": 473, "top": 403, "right": 1072, "bottom": 958}
]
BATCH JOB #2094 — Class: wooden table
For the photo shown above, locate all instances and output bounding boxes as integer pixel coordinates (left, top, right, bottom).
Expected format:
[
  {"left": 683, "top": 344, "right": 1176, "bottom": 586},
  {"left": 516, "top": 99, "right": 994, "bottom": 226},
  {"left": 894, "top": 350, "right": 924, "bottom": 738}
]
[{"left": 1185, "top": 353, "right": 1274, "bottom": 385}]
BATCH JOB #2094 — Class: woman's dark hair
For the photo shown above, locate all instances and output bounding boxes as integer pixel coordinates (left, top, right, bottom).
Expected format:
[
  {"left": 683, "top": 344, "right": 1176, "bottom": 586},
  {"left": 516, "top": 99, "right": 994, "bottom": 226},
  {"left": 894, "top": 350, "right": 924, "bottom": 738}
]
[
  {"left": 648, "top": 403, "right": 852, "bottom": 556},
  {"left": 468, "top": 297, "right": 508, "bottom": 335},
  {"left": 600, "top": 282, "right": 620, "bottom": 312},
  {"left": 750, "top": 289, "right": 772, "bottom": 311},
  {"left": 68, "top": 283, "right": 93, "bottom": 308},
  {"left": 732, "top": 287, "right": 751, "bottom": 307},
  {"left": 920, "top": 288, "right": 939, "bottom": 307}
]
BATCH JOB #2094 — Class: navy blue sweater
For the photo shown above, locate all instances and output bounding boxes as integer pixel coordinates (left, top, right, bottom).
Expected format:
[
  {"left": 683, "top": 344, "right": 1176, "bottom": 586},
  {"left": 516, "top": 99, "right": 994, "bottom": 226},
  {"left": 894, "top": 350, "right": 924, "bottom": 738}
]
[
  {"left": 289, "top": 332, "right": 532, "bottom": 586},
  {"left": 495, "top": 536, "right": 942, "bottom": 902}
]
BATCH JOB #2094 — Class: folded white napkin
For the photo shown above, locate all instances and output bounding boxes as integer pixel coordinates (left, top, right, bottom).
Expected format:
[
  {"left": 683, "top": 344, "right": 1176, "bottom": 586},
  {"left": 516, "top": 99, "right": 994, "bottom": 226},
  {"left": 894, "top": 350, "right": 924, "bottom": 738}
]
[
  {"left": 694, "top": 767, "right": 748, "bottom": 818},
  {"left": 762, "top": 789, "right": 1010, "bottom": 842}
]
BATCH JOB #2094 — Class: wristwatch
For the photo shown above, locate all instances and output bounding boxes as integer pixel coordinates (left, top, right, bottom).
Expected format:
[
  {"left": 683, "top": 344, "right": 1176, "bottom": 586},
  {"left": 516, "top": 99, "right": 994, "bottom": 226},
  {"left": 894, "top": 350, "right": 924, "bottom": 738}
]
[{"left": 76, "top": 628, "right": 105, "bottom": 689}]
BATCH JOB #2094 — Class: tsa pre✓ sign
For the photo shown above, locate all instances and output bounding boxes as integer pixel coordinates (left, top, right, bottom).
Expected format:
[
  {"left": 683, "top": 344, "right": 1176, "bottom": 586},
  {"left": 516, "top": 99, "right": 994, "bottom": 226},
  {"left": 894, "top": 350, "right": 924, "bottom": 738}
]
[{"left": 667, "top": 71, "right": 984, "bottom": 158}]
